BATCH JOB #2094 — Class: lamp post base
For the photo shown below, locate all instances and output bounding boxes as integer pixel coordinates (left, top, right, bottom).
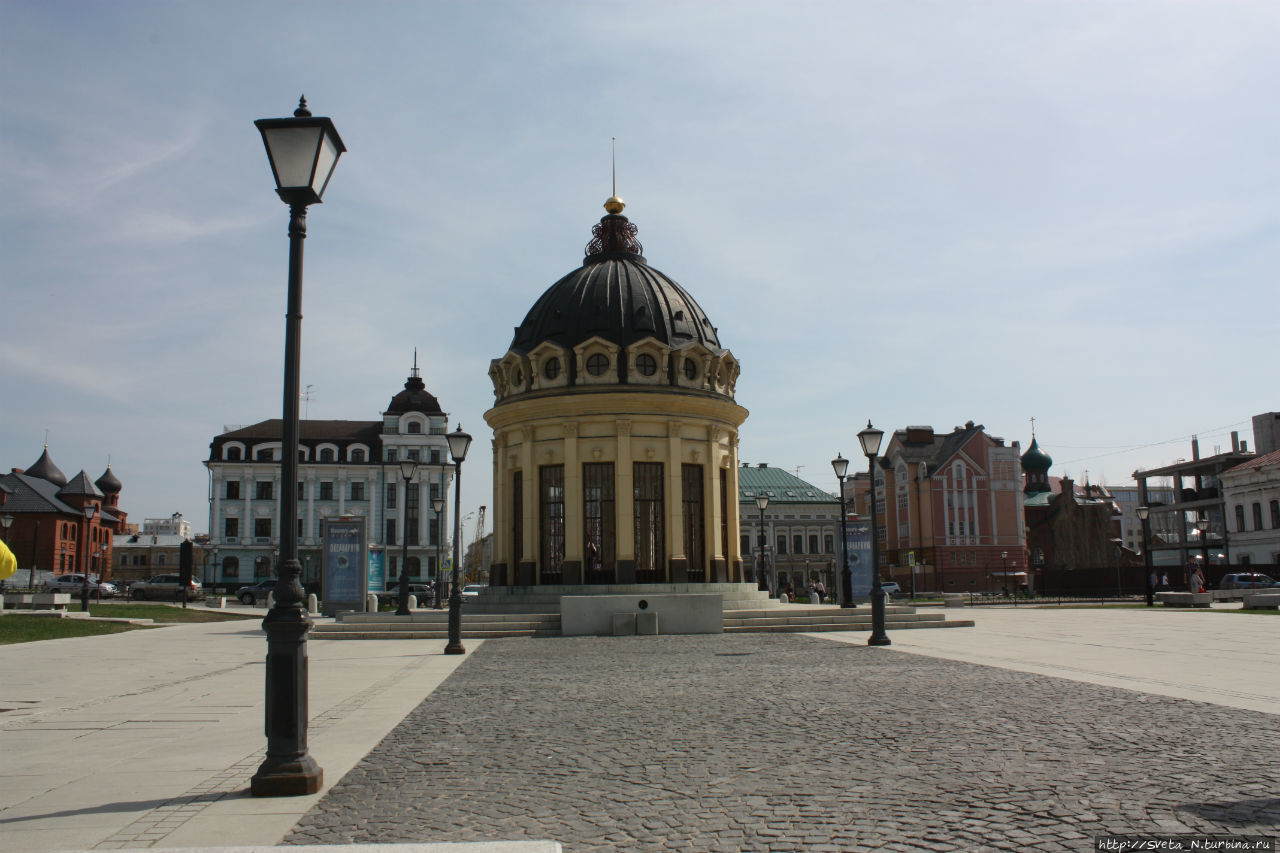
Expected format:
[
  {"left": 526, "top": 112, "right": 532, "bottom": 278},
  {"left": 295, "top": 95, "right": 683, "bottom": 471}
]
[
  {"left": 250, "top": 754, "right": 322, "bottom": 797},
  {"left": 868, "top": 588, "right": 891, "bottom": 646}
]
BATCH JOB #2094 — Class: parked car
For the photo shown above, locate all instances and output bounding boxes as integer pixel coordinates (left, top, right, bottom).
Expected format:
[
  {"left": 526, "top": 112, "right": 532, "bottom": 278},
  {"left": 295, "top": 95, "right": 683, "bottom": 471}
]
[
  {"left": 43, "top": 574, "right": 118, "bottom": 597},
  {"left": 461, "top": 584, "right": 486, "bottom": 599},
  {"left": 878, "top": 581, "right": 902, "bottom": 595},
  {"left": 235, "top": 579, "right": 278, "bottom": 605},
  {"left": 381, "top": 583, "right": 434, "bottom": 606},
  {"left": 1218, "top": 572, "right": 1277, "bottom": 590},
  {"left": 130, "top": 574, "right": 203, "bottom": 601}
]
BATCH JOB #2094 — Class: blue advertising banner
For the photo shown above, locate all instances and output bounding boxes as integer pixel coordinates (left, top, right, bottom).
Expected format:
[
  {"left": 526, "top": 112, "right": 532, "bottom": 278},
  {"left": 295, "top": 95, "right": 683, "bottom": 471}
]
[
  {"left": 845, "top": 521, "right": 873, "bottom": 597},
  {"left": 367, "top": 548, "right": 386, "bottom": 593},
  {"left": 323, "top": 518, "right": 366, "bottom": 616}
]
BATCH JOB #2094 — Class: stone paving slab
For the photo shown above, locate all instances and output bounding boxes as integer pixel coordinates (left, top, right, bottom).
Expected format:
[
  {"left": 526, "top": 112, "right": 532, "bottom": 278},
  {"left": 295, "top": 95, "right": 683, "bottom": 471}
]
[{"left": 286, "top": 634, "right": 1280, "bottom": 852}]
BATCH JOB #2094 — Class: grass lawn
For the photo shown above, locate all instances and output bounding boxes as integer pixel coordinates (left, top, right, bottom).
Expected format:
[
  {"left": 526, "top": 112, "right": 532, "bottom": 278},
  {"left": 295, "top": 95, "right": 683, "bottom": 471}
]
[{"left": 0, "top": 617, "right": 143, "bottom": 644}]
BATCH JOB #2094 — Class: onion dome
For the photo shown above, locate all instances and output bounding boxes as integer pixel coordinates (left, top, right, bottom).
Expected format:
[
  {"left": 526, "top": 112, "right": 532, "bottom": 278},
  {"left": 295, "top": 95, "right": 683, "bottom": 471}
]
[
  {"left": 26, "top": 446, "right": 67, "bottom": 486},
  {"left": 384, "top": 372, "right": 443, "bottom": 416},
  {"left": 508, "top": 199, "right": 723, "bottom": 356},
  {"left": 95, "top": 465, "right": 122, "bottom": 494},
  {"left": 57, "top": 470, "right": 103, "bottom": 498},
  {"left": 1021, "top": 437, "right": 1053, "bottom": 473}
]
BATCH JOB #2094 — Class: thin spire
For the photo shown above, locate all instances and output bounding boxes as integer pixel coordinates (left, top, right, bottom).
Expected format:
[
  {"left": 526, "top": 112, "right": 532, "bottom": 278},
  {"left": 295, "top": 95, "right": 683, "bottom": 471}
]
[
  {"left": 412, "top": 348, "right": 420, "bottom": 378},
  {"left": 604, "top": 138, "right": 625, "bottom": 215},
  {"left": 612, "top": 137, "right": 616, "bottom": 197},
  {"left": 1029, "top": 416, "right": 1036, "bottom": 439}
]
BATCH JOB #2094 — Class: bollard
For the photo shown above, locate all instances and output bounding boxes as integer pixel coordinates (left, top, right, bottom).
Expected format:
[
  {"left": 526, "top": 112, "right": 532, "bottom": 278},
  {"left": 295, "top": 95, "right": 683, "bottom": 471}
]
[
  {"left": 366, "top": 592, "right": 378, "bottom": 613},
  {"left": 407, "top": 594, "right": 417, "bottom": 610},
  {"left": 266, "top": 591, "right": 275, "bottom": 608},
  {"left": 306, "top": 593, "right": 318, "bottom": 614}
]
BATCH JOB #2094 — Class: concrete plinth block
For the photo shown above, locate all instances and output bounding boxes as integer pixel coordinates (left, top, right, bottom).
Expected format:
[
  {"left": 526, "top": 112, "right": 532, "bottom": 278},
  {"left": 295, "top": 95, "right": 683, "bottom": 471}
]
[
  {"left": 1242, "top": 592, "right": 1280, "bottom": 609},
  {"left": 612, "top": 612, "right": 636, "bottom": 636},
  {"left": 636, "top": 611, "right": 658, "bottom": 635}
]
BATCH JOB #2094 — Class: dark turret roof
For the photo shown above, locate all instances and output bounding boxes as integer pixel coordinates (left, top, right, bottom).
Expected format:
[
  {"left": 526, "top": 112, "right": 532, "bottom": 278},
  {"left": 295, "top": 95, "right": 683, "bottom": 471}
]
[
  {"left": 508, "top": 203, "right": 723, "bottom": 356},
  {"left": 384, "top": 373, "right": 443, "bottom": 416},
  {"left": 1021, "top": 437, "right": 1053, "bottom": 472},
  {"left": 26, "top": 447, "right": 67, "bottom": 486},
  {"left": 57, "top": 470, "right": 103, "bottom": 499},
  {"left": 95, "top": 466, "right": 122, "bottom": 494}
]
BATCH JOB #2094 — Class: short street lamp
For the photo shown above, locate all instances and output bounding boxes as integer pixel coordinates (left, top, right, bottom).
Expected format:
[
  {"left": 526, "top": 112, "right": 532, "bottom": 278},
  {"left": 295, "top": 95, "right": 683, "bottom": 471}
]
[
  {"left": 831, "top": 453, "right": 854, "bottom": 608},
  {"left": 250, "top": 96, "right": 345, "bottom": 798},
  {"left": 432, "top": 496, "right": 445, "bottom": 609},
  {"left": 81, "top": 505, "right": 98, "bottom": 614},
  {"left": 754, "top": 494, "right": 769, "bottom": 592},
  {"left": 396, "top": 459, "right": 419, "bottom": 616},
  {"left": 445, "top": 425, "right": 473, "bottom": 655},
  {"left": 857, "top": 421, "right": 890, "bottom": 647}
]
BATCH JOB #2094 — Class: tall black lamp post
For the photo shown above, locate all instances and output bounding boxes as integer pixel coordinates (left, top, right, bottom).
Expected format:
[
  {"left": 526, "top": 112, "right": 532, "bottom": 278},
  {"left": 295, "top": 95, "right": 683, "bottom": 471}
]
[
  {"left": 754, "top": 495, "right": 769, "bottom": 592},
  {"left": 250, "top": 96, "right": 344, "bottom": 798},
  {"left": 858, "top": 421, "right": 890, "bottom": 646},
  {"left": 831, "top": 453, "right": 854, "bottom": 608},
  {"left": 396, "top": 459, "right": 419, "bottom": 615},
  {"left": 445, "top": 426, "right": 472, "bottom": 655},
  {"left": 432, "top": 495, "right": 445, "bottom": 608},
  {"left": 81, "top": 505, "right": 98, "bottom": 614}
]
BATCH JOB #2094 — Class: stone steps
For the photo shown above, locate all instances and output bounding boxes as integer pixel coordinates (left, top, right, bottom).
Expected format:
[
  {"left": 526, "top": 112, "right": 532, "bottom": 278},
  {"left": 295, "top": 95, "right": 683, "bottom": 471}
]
[{"left": 310, "top": 602, "right": 973, "bottom": 639}]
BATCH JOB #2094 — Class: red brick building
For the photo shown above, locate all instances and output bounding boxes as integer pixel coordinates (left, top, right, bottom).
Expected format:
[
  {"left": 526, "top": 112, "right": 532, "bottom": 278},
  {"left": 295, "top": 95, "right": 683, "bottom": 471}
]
[{"left": 1, "top": 447, "right": 127, "bottom": 584}]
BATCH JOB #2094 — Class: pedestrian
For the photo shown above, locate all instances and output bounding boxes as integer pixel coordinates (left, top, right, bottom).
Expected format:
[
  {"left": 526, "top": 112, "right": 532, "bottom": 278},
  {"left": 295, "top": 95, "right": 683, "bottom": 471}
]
[
  {"left": 815, "top": 580, "right": 826, "bottom": 602},
  {"left": 1159, "top": 572, "right": 1170, "bottom": 591},
  {"left": 1191, "top": 566, "right": 1205, "bottom": 593},
  {"left": 1149, "top": 569, "right": 1158, "bottom": 592}
]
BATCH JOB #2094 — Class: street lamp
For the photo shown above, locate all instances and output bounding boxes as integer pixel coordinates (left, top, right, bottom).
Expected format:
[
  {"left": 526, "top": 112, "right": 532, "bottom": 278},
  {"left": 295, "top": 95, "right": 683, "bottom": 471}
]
[
  {"left": 831, "top": 453, "right": 854, "bottom": 608},
  {"left": 396, "top": 459, "right": 419, "bottom": 616},
  {"left": 1136, "top": 505, "right": 1153, "bottom": 606},
  {"left": 857, "top": 421, "right": 889, "bottom": 647},
  {"left": 250, "top": 96, "right": 344, "bottom": 798},
  {"left": 432, "top": 495, "right": 445, "bottom": 608},
  {"left": 0, "top": 515, "right": 13, "bottom": 591},
  {"left": 445, "top": 425, "right": 473, "bottom": 655},
  {"left": 81, "top": 505, "right": 98, "bottom": 614},
  {"left": 754, "top": 495, "right": 770, "bottom": 593}
]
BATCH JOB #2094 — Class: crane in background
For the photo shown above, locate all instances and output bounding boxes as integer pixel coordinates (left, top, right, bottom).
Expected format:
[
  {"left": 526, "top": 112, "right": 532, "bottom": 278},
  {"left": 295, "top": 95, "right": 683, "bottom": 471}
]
[{"left": 467, "top": 505, "right": 486, "bottom": 584}]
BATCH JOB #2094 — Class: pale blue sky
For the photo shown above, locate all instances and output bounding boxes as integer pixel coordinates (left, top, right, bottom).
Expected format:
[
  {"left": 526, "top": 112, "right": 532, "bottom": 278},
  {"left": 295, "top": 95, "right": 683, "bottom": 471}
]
[{"left": 2, "top": 1, "right": 1276, "bottom": 533}]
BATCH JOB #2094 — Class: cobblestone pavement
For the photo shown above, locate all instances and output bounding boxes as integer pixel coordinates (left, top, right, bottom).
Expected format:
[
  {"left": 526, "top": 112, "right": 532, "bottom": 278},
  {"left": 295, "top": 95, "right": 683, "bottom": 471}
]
[{"left": 286, "top": 634, "right": 1280, "bottom": 852}]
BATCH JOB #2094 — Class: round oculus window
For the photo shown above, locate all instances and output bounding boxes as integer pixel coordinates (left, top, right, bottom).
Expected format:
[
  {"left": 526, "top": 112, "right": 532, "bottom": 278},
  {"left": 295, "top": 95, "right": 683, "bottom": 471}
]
[
  {"left": 544, "top": 357, "right": 561, "bottom": 380},
  {"left": 636, "top": 353, "right": 657, "bottom": 376},
  {"left": 683, "top": 358, "right": 697, "bottom": 380},
  {"left": 586, "top": 353, "right": 610, "bottom": 376}
]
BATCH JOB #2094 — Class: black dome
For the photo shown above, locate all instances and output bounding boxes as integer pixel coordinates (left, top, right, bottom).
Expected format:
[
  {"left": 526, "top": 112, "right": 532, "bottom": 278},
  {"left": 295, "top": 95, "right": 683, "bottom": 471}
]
[
  {"left": 385, "top": 373, "right": 443, "bottom": 416},
  {"left": 508, "top": 211, "right": 723, "bottom": 356},
  {"left": 95, "top": 466, "right": 122, "bottom": 494},
  {"left": 26, "top": 447, "right": 67, "bottom": 486}
]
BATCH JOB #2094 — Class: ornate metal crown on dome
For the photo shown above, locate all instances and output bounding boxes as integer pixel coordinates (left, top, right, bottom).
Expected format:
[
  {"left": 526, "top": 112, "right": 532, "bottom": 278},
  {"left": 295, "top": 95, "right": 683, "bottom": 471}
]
[{"left": 489, "top": 196, "right": 740, "bottom": 404}]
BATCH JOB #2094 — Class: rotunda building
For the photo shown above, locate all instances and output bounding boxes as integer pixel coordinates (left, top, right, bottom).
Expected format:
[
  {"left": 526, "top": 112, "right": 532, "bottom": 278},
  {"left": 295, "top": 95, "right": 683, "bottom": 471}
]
[{"left": 485, "top": 196, "right": 748, "bottom": 586}]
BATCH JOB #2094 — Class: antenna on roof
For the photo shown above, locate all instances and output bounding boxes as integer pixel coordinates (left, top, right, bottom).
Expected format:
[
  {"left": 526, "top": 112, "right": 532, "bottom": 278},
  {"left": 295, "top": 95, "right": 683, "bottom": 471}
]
[{"left": 302, "top": 385, "right": 315, "bottom": 420}]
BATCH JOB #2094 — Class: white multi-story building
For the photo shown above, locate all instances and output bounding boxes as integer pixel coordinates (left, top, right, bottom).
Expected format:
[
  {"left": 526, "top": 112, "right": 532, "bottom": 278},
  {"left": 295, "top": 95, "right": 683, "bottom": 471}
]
[
  {"left": 1221, "top": 447, "right": 1280, "bottom": 568},
  {"left": 141, "top": 512, "right": 192, "bottom": 539},
  {"left": 1107, "top": 485, "right": 1175, "bottom": 554},
  {"left": 204, "top": 367, "right": 456, "bottom": 589}
]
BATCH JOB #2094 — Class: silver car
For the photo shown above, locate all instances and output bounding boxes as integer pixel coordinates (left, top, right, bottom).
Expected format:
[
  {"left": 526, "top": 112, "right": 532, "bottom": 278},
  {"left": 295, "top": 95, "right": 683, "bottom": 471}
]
[
  {"left": 130, "top": 574, "right": 203, "bottom": 601},
  {"left": 43, "top": 574, "right": 118, "bottom": 597}
]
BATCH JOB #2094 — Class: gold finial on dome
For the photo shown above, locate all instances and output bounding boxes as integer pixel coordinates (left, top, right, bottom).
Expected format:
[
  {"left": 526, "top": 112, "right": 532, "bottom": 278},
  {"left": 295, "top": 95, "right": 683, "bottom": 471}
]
[{"left": 604, "top": 137, "right": 625, "bottom": 214}]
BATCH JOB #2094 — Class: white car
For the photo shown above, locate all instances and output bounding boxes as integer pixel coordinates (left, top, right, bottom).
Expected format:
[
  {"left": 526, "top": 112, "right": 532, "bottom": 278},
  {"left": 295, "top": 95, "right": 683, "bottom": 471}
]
[
  {"left": 878, "top": 581, "right": 901, "bottom": 595},
  {"left": 44, "top": 574, "right": 118, "bottom": 597},
  {"left": 461, "top": 584, "right": 486, "bottom": 598}
]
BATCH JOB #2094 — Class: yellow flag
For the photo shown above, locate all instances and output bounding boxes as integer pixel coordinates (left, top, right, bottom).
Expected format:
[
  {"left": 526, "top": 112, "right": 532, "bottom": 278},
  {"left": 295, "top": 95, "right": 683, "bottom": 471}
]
[{"left": 0, "top": 538, "right": 17, "bottom": 581}]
